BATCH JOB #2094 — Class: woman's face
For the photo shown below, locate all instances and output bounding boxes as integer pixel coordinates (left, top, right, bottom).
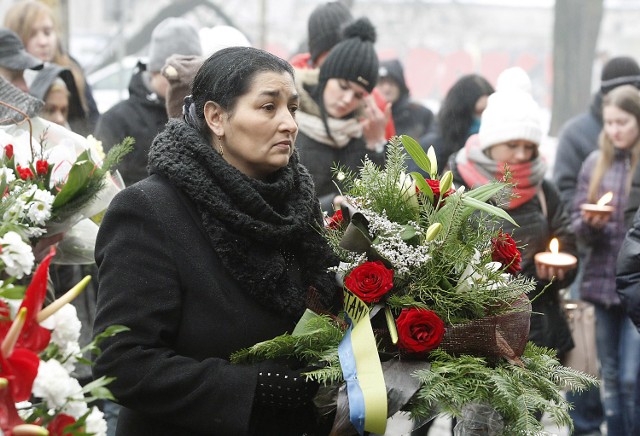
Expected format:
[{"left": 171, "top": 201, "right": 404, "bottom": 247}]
[
  {"left": 603, "top": 105, "right": 640, "bottom": 150},
  {"left": 211, "top": 71, "right": 299, "bottom": 180},
  {"left": 42, "top": 88, "right": 69, "bottom": 126},
  {"left": 323, "top": 78, "right": 368, "bottom": 118},
  {"left": 488, "top": 140, "right": 537, "bottom": 165},
  {"left": 26, "top": 15, "right": 57, "bottom": 62},
  {"left": 474, "top": 95, "right": 489, "bottom": 117}
]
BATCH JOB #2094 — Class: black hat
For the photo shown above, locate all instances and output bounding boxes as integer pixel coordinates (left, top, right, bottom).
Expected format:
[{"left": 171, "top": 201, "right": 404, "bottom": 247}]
[
  {"left": 600, "top": 56, "right": 640, "bottom": 94},
  {"left": 307, "top": 2, "right": 353, "bottom": 63},
  {"left": 319, "top": 17, "right": 379, "bottom": 93},
  {"left": 0, "top": 28, "right": 44, "bottom": 71}
]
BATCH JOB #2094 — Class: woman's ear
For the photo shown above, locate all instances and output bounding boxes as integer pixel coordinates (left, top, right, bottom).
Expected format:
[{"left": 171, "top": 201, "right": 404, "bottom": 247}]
[{"left": 204, "top": 101, "right": 225, "bottom": 137}]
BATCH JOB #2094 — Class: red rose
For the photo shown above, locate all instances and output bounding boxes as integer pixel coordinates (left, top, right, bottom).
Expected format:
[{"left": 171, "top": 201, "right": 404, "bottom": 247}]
[
  {"left": 3, "top": 144, "right": 13, "bottom": 159},
  {"left": 491, "top": 230, "right": 522, "bottom": 275},
  {"left": 396, "top": 308, "right": 445, "bottom": 355},
  {"left": 418, "top": 179, "right": 455, "bottom": 208},
  {"left": 16, "top": 165, "right": 34, "bottom": 180},
  {"left": 344, "top": 260, "right": 394, "bottom": 303},
  {"left": 47, "top": 414, "right": 78, "bottom": 436},
  {"left": 35, "top": 159, "right": 49, "bottom": 175},
  {"left": 326, "top": 209, "right": 344, "bottom": 230}
]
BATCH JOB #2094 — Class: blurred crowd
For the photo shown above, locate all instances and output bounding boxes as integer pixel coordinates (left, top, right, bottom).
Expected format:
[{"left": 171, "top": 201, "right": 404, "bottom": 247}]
[{"left": 3, "top": 1, "right": 640, "bottom": 435}]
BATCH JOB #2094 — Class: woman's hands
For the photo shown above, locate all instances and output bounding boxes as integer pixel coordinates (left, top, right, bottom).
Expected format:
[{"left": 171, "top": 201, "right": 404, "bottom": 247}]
[
  {"left": 360, "top": 95, "right": 391, "bottom": 152},
  {"left": 255, "top": 360, "right": 319, "bottom": 409}
]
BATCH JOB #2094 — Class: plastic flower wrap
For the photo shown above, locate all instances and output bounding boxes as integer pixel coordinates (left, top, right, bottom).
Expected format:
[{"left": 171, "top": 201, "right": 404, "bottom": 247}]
[
  {"left": 231, "top": 136, "right": 597, "bottom": 435},
  {"left": 1, "top": 106, "right": 132, "bottom": 265}
]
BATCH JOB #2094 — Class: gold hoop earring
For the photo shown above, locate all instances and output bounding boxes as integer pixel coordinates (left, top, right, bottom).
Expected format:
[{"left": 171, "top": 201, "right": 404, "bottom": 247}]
[{"left": 217, "top": 136, "right": 224, "bottom": 156}]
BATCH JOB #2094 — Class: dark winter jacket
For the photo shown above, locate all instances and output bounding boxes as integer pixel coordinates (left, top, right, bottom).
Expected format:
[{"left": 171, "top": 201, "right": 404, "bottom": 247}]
[
  {"left": 617, "top": 207, "right": 640, "bottom": 330},
  {"left": 553, "top": 92, "right": 603, "bottom": 205},
  {"left": 379, "top": 59, "right": 434, "bottom": 141},
  {"left": 93, "top": 62, "right": 168, "bottom": 186},
  {"left": 451, "top": 159, "right": 577, "bottom": 355},
  {"left": 572, "top": 150, "right": 631, "bottom": 306},
  {"left": 93, "top": 120, "right": 339, "bottom": 435}
]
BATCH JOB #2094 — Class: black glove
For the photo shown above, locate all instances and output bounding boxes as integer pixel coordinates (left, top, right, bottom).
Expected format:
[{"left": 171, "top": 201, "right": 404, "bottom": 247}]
[{"left": 255, "top": 360, "right": 320, "bottom": 409}]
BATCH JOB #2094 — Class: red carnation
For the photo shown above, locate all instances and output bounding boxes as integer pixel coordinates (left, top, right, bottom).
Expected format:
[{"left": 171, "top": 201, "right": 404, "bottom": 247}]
[
  {"left": 396, "top": 308, "right": 445, "bottom": 355},
  {"left": 491, "top": 230, "right": 522, "bottom": 275},
  {"left": 326, "top": 209, "right": 344, "bottom": 230},
  {"left": 3, "top": 144, "right": 13, "bottom": 160},
  {"left": 344, "top": 260, "right": 394, "bottom": 303},
  {"left": 16, "top": 165, "right": 34, "bottom": 180},
  {"left": 35, "top": 159, "right": 49, "bottom": 175}
]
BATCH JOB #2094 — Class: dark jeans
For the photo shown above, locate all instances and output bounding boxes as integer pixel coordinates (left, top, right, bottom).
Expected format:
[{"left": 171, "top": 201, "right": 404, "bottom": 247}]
[{"left": 566, "top": 386, "right": 603, "bottom": 435}]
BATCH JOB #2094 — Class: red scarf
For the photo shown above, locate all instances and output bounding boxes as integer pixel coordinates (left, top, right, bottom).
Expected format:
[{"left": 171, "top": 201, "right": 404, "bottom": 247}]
[{"left": 455, "top": 134, "right": 547, "bottom": 209}]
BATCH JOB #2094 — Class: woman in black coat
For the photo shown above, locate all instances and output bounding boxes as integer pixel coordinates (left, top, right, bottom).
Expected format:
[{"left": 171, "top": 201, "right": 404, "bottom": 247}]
[{"left": 92, "top": 47, "right": 339, "bottom": 435}]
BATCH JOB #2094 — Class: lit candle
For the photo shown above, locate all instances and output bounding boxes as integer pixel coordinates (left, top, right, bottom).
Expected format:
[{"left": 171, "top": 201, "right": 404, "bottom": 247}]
[
  {"left": 580, "top": 191, "right": 614, "bottom": 219},
  {"left": 534, "top": 238, "right": 577, "bottom": 272}
]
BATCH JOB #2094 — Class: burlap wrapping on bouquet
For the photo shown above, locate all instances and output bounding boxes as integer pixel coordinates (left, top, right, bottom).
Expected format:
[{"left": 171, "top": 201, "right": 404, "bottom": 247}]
[{"left": 439, "top": 296, "right": 531, "bottom": 365}]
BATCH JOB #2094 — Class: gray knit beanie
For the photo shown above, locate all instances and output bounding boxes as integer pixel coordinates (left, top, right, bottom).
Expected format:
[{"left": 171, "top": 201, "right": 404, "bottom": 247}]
[
  {"left": 600, "top": 56, "right": 640, "bottom": 94},
  {"left": 318, "top": 17, "right": 379, "bottom": 93},
  {"left": 148, "top": 18, "right": 202, "bottom": 73},
  {"left": 307, "top": 2, "right": 353, "bottom": 63}
]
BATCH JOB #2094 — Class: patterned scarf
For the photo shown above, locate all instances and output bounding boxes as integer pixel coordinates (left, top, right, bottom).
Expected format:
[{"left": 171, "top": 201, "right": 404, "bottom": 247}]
[
  {"left": 147, "top": 119, "right": 338, "bottom": 318},
  {"left": 455, "top": 134, "right": 547, "bottom": 209}
]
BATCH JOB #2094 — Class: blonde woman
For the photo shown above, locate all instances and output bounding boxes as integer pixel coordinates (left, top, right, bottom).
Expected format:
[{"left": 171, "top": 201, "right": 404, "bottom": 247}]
[
  {"left": 4, "top": 0, "right": 98, "bottom": 133},
  {"left": 572, "top": 84, "right": 640, "bottom": 436}
]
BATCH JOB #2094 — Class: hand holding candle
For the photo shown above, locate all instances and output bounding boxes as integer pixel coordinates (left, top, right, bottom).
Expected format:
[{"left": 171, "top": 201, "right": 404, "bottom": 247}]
[
  {"left": 580, "top": 191, "right": 614, "bottom": 229},
  {"left": 534, "top": 238, "right": 577, "bottom": 280}
]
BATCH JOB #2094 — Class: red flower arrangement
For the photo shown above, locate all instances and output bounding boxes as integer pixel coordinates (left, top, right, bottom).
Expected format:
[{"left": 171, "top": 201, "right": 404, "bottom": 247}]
[
  {"left": 396, "top": 308, "right": 446, "bottom": 355},
  {"left": 491, "top": 230, "right": 522, "bottom": 275},
  {"left": 344, "top": 260, "right": 394, "bottom": 303}
]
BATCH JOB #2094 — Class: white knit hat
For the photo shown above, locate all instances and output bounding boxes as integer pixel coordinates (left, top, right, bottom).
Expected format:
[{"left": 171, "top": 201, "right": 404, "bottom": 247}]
[
  {"left": 495, "top": 66, "right": 532, "bottom": 94},
  {"left": 478, "top": 87, "right": 542, "bottom": 149},
  {"left": 199, "top": 25, "right": 251, "bottom": 58}
]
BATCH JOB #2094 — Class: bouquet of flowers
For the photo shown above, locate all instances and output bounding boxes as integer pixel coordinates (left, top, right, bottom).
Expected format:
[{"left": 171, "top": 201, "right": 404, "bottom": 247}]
[
  {"left": 0, "top": 99, "right": 129, "bottom": 435},
  {"left": 231, "top": 137, "right": 596, "bottom": 435}
]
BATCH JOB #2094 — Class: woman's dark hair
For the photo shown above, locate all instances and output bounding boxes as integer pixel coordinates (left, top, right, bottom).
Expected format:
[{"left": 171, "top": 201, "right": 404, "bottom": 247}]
[
  {"left": 438, "top": 74, "right": 494, "bottom": 150},
  {"left": 189, "top": 46, "right": 294, "bottom": 138}
]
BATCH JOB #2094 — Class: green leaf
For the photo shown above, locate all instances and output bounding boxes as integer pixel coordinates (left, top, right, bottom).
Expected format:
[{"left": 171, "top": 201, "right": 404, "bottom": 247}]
[
  {"left": 410, "top": 172, "right": 434, "bottom": 203},
  {"left": 52, "top": 150, "right": 96, "bottom": 210},
  {"left": 464, "top": 182, "right": 507, "bottom": 202},
  {"left": 462, "top": 196, "right": 519, "bottom": 226},
  {"left": 401, "top": 135, "right": 431, "bottom": 174}
]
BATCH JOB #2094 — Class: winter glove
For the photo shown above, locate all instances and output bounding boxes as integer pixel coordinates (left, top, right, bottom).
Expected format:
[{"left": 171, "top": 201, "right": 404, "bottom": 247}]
[{"left": 255, "top": 360, "right": 320, "bottom": 409}]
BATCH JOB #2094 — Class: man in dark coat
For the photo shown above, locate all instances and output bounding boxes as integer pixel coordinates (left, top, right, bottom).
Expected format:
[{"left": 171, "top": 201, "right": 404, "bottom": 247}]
[{"left": 94, "top": 18, "right": 201, "bottom": 187}]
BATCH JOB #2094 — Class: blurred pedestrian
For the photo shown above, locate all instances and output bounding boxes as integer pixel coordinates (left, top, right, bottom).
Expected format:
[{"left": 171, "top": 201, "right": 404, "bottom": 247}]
[
  {"left": 451, "top": 70, "right": 577, "bottom": 361},
  {"left": 291, "top": 2, "right": 395, "bottom": 141},
  {"left": 94, "top": 17, "right": 202, "bottom": 187},
  {"left": 295, "top": 17, "right": 389, "bottom": 213},
  {"left": 4, "top": 0, "right": 99, "bottom": 134},
  {"left": 0, "top": 27, "right": 43, "bottom": 93},
  {"left": 25, "top": 63, "right": 83, "bottom": 128},
  {"left": 574, "top": 85, "right": 640, "bottom": 436},
  {"left": 377, "top": 58, "right": 434, "bottom": 140},
  {"left": 417, "top": 73, "right": 493, "bottom": 174}
]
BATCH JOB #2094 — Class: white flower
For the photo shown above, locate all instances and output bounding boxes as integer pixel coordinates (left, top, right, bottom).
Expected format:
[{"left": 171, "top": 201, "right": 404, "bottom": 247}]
[
  {"left": 0, "top": 230, "right": 34, "bottom": 278},
  {"left": 0, "top": 167, "right": 15, "bottom": 183},
  {"left": 41, "top": 304, "right": 82, "bottom": 372},
  {"left": 85, "top": 406, "right": 108, "bottom": 436},
  {"left": 25, "top": 188, "right": 54, "bottom": 226},
  {"left": 32, "top": 359, "right": 84, "bottom": 412}
]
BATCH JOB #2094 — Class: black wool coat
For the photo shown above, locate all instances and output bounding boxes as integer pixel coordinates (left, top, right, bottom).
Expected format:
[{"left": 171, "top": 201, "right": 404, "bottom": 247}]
[{"left": 92, "top": 175, "right": 320, "bottom": 435}]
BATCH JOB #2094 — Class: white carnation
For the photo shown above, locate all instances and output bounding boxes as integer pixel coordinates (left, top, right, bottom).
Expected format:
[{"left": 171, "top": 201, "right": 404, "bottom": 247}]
[
  {"left": 85, "top": 406, "right": 108, "bottom": 436},
  {"left": 0, "top": 231, "right": 34, "bottom": 278},
  {"left": 41, "top": 304, "right": 82, "bottom": 372},
  {"left": 32, "top": 359, "right": 84, "bottom": 411}
]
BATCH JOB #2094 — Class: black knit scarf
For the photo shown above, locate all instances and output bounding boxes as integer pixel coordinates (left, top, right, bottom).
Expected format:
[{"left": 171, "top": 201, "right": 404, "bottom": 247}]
[{"left": 148, "top": 119, "right": 338, "bottom": 318}]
